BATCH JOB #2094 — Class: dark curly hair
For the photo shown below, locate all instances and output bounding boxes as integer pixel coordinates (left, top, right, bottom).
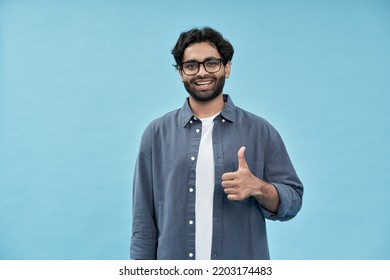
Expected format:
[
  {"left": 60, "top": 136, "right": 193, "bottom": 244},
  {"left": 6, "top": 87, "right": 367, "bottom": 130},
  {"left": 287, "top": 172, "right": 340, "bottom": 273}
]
[{"left": 171, "top": 27, "right": 234, "bottom": 69}]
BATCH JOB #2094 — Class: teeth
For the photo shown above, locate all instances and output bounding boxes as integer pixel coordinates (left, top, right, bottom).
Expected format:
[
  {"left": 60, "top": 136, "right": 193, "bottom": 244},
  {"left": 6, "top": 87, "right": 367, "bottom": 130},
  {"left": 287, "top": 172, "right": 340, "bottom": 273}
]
[{"left": 195, "top": 81, "right": 213, "bottom": 85}]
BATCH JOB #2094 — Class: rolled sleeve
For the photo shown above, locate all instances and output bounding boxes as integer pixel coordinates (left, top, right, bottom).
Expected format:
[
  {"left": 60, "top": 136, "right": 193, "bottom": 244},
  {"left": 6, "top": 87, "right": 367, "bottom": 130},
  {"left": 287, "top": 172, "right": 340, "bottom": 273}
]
[{"left": 262, "top": 182, "right": 303, "bottom": 221}]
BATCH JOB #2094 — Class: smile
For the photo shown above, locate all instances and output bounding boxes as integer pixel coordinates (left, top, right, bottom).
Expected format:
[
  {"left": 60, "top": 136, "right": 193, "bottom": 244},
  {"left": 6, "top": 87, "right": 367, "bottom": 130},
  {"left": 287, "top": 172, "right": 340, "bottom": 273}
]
[
  {"left": 193, "top": 79, "right": 215, "bottom": 89},
  {"left": 195, "top": 80, "right": 213, "bottom": 85}
]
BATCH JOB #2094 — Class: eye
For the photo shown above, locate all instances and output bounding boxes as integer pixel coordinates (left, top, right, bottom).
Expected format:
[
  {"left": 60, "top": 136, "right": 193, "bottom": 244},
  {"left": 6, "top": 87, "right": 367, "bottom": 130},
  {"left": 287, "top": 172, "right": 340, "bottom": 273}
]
[
  {"left": 206, "top": 59, "right": 219, "bottom": 67},
  {"left": 183, "top": 62, "right": 198, "bottom": 69}
]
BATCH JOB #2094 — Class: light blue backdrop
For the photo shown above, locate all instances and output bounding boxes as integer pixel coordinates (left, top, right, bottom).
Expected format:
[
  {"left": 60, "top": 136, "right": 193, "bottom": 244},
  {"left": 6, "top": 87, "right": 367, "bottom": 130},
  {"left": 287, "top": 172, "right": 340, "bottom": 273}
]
[{"left": 0, "top": 0, "right": 389, "bottom": 260}]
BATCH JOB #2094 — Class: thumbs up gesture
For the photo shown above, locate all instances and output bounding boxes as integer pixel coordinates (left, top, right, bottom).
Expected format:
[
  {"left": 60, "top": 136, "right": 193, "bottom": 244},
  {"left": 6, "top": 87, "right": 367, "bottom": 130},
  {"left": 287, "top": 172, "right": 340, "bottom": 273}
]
[{"left": 221, "top": 146, "right": 264, "bottom": 201}]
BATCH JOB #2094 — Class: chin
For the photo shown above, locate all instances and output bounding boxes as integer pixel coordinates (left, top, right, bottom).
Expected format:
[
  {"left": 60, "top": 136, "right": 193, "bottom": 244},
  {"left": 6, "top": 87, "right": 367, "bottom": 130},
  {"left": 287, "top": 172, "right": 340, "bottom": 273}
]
[{"left": 190, "top": 91, "right": 221, "bottom": 102}]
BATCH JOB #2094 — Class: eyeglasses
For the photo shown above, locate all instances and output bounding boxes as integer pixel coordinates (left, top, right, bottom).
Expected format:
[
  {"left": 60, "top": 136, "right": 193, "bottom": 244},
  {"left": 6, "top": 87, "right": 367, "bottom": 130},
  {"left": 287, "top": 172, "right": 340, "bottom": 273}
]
[{"left": 180, "top": 58, "right": 224, "bottom": 75}]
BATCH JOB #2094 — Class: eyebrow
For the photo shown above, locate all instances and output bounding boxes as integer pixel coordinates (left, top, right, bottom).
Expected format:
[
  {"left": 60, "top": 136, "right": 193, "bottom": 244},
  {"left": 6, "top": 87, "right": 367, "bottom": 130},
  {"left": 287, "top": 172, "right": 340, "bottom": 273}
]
[{"left": 182, "top": 57, "right": 220, "bottom": 63}]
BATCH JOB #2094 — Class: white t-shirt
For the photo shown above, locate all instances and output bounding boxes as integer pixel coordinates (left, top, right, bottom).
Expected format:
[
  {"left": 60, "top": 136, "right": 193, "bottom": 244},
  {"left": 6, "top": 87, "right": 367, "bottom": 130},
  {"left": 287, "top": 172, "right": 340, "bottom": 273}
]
[{"left": 195, "top": 112, "right": 219, "bottom": 260}]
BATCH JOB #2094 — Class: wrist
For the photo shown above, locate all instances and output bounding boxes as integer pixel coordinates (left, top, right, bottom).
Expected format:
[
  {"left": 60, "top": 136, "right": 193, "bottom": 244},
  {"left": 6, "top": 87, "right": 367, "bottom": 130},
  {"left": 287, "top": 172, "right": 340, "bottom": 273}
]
[{"left": 251, "top": 177, "right": 267, "bottom": 198}]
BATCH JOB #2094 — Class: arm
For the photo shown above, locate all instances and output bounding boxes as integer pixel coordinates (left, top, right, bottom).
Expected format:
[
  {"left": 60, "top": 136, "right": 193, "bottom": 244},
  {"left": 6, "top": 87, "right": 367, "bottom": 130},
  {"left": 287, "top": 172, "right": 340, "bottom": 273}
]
[
  {"left": 130, "top": 129, "right": 158, "bottom": 259},
  {"left": 221, "top": 141, "right": 303, "bottom": 221}
]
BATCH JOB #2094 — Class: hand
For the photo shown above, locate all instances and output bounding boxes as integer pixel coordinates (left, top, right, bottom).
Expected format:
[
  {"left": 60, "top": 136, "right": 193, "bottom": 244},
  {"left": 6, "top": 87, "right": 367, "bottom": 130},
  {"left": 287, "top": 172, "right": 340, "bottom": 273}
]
[{"left": 221, "top": 147, "right": 264, "bottom": 201}]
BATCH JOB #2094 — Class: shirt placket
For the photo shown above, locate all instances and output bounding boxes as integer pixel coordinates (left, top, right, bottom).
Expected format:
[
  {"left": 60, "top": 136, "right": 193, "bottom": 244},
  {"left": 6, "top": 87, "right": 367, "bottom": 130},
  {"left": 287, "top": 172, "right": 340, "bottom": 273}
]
[
  {"left": 210, "top": 115, "right": 226, "bottom": 259},
  {"left": 186, "top": 116, "right": 202, "bottom": 259}
]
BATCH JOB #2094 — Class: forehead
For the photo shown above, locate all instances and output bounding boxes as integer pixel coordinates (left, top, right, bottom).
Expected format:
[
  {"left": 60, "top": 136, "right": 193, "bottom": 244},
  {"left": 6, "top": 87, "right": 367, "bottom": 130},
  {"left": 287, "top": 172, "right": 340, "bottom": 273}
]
[{"left": 183, "top": 42, "right": 220, "bottom": 61}]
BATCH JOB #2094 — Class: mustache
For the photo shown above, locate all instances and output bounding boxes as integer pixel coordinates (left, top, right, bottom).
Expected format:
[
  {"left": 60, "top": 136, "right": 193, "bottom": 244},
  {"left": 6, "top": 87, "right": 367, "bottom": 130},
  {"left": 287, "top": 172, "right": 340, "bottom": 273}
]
[{"left": 190, "top": 74, "right": 216, "bottom": 82}]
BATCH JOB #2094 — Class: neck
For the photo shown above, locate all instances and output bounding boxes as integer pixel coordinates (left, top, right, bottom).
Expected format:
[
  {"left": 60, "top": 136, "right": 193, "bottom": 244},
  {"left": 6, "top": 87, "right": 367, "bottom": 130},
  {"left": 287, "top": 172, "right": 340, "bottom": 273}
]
[{"left": 189, "top": 93, "right": 225, "bottom": 118}]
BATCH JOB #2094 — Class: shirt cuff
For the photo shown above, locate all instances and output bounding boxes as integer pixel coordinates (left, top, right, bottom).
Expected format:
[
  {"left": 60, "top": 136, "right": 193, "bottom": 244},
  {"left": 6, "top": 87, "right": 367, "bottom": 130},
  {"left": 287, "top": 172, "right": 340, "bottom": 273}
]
[{"left": 261, "top": 183, "right": 298, "bottom": 221}]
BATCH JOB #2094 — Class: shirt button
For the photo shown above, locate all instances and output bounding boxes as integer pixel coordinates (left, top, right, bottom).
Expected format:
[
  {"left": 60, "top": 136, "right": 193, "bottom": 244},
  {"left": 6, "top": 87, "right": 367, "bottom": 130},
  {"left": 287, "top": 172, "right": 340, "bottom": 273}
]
[
  {"left": 191, "top": 156, "right": 196, "bottom": 161},
  {"left": 194, "top": 117, "right": 197, "bottom": 120},
  {"left": 196, "top": 128, "right": 200, "bottom": 133},
  {"left": 189, "top": 188, "right": 194, "bottom": 192},
  {"left": 189, "top": 220, "right": 194, "bottom": 225},
  {"left": 190, "top": 120, "right": 193, "bottom": 124},
  {"left": 222, "top": 119, "right": 226, "bottom": 122},
  {"left": 189, "top": 253, "right": 194, "bottom": 258}
]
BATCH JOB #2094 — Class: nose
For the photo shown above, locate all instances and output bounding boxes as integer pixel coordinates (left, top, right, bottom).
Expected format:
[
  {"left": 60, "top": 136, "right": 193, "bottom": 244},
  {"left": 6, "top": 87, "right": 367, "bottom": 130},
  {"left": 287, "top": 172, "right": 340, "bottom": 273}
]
[{"left": 197, "top": 63, "right": 208, "bottom": 76}]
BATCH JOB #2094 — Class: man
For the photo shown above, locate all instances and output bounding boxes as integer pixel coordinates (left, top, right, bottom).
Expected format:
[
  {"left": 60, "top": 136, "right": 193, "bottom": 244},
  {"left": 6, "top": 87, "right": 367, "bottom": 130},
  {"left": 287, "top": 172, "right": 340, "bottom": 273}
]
[{"left": 131, "top": 27, "right": 303, "bottom": 260}]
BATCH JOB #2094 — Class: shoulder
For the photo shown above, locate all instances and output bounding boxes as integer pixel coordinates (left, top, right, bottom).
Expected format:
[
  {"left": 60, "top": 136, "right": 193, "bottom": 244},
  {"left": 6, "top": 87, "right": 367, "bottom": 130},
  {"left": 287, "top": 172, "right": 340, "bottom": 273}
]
[
  {"left": 144, "top": 108, "right": 181, "bottom": 132},
  {"left": 233, "top": 106, "right": 289, "bottom": 155},
  {"left": 234, "top": 105, "right": 278, "bottom": 134},
  {"left": 137, "top": 109, "right": 180, "bottom": 153},
  {"left": 140, "top": 108, "right": 183, "bottom": 145}
]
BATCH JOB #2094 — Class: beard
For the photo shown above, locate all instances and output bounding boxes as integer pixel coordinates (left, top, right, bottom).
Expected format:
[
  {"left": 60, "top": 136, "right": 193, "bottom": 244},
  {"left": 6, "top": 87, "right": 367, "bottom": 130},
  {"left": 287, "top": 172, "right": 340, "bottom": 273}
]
[{"left": 183, "top": 74, "right": 226, "bottom": 102}]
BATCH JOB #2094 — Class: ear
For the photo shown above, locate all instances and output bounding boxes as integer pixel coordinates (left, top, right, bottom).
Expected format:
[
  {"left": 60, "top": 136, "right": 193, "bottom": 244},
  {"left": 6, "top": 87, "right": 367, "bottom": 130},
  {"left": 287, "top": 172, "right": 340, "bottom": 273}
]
[{"left": 224, "top": 61, "right": 231, "bottom": 78}]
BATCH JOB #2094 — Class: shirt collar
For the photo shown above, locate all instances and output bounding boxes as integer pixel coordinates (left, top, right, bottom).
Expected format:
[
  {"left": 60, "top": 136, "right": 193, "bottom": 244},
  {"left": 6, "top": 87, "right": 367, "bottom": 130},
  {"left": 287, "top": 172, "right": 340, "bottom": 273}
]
[{"left": 179, "top": 94, "right": 236, "bottom": 127}]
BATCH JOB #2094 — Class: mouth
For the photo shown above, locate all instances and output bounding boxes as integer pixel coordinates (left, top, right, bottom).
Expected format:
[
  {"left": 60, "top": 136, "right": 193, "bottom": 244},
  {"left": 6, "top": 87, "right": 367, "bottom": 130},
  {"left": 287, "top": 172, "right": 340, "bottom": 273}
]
[{"left": 193, "top": 79, "right": 215, "bottom": 90}]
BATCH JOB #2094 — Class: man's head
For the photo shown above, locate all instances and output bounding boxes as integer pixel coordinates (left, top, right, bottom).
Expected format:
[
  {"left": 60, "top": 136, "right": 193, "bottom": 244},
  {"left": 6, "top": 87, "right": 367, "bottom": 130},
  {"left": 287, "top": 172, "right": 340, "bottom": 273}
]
[{"left": 172, "top": 27, "right": 234, "bottom": 102}]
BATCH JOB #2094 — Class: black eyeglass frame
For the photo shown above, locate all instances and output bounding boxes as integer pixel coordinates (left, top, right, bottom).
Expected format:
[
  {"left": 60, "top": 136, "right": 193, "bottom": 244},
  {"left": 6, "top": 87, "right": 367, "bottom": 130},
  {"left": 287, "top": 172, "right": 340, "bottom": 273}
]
[{"left": 180, "top": 58, "right": 225, "bottom": 76}]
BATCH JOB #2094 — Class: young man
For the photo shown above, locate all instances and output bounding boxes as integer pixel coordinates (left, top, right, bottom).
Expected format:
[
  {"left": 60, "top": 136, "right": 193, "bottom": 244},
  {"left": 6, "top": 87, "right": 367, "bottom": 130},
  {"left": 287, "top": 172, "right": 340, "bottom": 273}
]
[{"left": 131, "top": 27, "right": 303, "bottom": 260}]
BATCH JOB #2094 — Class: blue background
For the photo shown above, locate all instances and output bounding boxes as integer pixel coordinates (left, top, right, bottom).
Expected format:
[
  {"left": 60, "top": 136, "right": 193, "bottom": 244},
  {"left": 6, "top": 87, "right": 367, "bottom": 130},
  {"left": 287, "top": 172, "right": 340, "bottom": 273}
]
[{"left": 0, "top": 0, "right": 389, "bottom": 260}]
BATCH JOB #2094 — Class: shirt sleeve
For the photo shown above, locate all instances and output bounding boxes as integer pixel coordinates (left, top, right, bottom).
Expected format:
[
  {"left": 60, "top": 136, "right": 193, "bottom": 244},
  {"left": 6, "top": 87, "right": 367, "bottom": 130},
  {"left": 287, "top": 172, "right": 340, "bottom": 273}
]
[
  {"left": 262, "top": 128, "right": 304, "bottom": 221},
  {"left": 130, "top": 125, "right": 158, "bottom": 259}
]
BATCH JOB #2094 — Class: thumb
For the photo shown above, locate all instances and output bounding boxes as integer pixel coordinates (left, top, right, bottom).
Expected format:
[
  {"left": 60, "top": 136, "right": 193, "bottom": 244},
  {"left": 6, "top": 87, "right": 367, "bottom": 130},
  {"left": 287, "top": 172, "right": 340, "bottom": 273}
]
[{"left": 237, "top": 146, "right": 248, "bottom": 169}]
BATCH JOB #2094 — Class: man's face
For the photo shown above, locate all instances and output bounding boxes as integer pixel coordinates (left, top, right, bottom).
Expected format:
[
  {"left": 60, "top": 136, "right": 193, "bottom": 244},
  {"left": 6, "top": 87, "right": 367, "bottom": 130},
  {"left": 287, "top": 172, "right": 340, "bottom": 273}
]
[{"left": 179, "top": 42, "right": 231, "bottom": 102}]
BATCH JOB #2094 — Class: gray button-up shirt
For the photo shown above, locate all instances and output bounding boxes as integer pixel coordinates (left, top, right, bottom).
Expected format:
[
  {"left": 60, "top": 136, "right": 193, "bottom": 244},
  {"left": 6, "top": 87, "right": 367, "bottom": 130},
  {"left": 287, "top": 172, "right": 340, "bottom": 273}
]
[{"left": 131, "top": 95, "right": 303, "bottom": 260}]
